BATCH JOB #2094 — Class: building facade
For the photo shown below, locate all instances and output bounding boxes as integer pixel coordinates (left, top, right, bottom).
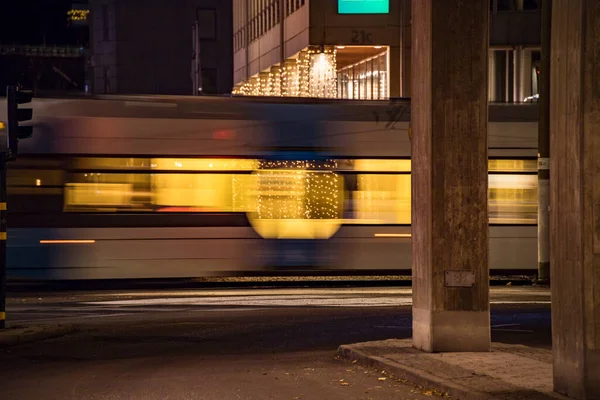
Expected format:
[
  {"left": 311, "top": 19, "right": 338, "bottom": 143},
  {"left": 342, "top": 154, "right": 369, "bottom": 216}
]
[
  {"left": 89, "top": 0, "right": 233, "bottom": 95},
  {"left": 232, "top": 0, "right": 542, "bottom": 102}
]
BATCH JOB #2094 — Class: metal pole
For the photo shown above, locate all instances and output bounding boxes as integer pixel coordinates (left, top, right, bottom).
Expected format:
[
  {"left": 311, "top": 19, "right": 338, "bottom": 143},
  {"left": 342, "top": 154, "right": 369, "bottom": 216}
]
[
  {"left": 537, "top": 0, "right": 551, "bottom": 284},
  {"left": 0, "top": 153, "right": 7, "bottom": 329}
]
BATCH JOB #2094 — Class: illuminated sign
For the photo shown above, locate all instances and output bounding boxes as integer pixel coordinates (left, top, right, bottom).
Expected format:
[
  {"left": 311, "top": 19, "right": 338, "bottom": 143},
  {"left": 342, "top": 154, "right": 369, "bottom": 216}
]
[{"left": 338, "top": 0, "right": 389, "bottom": 14}]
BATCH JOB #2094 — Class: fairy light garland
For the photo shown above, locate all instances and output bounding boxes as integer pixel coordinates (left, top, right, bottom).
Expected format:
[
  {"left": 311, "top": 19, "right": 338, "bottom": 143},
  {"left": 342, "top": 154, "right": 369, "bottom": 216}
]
[
  {"left": 232, "top": 45, "right": 344, "bottom": 99},
  {"left": 259, "top": 72, "right": 270, "bottom": 96},
  {"left": 281, "top": 59, "right": 298, "bottom": 97},
  {"left": 297, "top": 50, "right": 311, "bottom": 97},
  {"left": 308, "top": 45, "right": 337, "bottom": 99},
  {"left": 269, "top": 66, "right": 282, "bottom": 96},
  {"left": 249, "top": 77, "right": 260, "bottom": 96},
  {"left": 254, "top": 159, "right": 341, "bottom": 221}
]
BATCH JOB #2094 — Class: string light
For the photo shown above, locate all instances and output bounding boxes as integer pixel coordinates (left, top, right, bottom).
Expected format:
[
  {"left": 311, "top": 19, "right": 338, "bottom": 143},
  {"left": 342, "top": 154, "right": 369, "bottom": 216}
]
[
  {"left": 249, "top": 77, "right": 260, "bottom": 96},
  {"left": 298, "top": 50, "right": 311, "bottom": 97},
  {"left": 281, "top": 59, "right": 298, "bottom": 97},
  {"left": 259, "top": 72, "right": 270, "bottom": 96},
  {"left": 233, "top": 46, "right": 394, "bottom": 100},
  {"left": 67, "top": 9, "right": 89, "bottom": 22},
  {"left": 308, "top": 45, "right": 337, "bottom": 98},
  {"left": 254, "top": 159, "right": 341, "bottom": 221},
  {"left": 269, "top": 66, "right": 282, "bottom": 96}
]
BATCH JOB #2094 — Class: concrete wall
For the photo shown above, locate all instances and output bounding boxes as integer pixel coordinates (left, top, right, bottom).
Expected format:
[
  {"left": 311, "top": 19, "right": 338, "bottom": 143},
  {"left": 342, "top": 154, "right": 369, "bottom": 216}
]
[{"left": 90, "top": 0, "right": 233, "bottom": 95}]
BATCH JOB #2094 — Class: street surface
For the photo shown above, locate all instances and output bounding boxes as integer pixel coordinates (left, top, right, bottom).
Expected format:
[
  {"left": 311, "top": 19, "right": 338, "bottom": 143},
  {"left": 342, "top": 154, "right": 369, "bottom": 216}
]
[{"left": 0, "top": 287, "right": 550, "bottom": 399}]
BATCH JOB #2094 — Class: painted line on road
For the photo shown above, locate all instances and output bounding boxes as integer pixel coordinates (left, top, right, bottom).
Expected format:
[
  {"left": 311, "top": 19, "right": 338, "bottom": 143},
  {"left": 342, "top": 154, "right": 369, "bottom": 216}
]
[
  {"left": 76, "top": 312, "right": 132, "bottom": 319},
  {"left": 80, "top": 297, "right": 551, "bottom": 308}
]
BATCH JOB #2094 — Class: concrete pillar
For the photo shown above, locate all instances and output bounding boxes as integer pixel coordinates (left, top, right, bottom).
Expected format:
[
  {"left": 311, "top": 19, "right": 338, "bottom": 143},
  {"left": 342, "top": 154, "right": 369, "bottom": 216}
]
[
  {"left": 550, "top": 0, "right": 600, "bottom": 398},
  {"left": 411, "top": 0, "right": 490, "bottom": 353}
]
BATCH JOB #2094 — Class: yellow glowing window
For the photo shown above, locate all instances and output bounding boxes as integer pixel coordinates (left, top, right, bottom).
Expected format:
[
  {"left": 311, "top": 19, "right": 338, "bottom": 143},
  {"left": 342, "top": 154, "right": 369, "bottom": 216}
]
[
  {"left": 153, "top": 174, "right": 234, "bottom": 211},
  {"left": 488, "top": 159, "right": 537, "bottom": 173},
  {"left": 63, "top": 158, "right": 259, "bottom": 213},
  {"left": 353, "top": 159, "right": 411, "bottom": 172},
  {"left": 65, "top": 183, "right": 133, "bottom": 207},
  {"left": 354, "top": 174, "right": 411, "bottom": 224},
  {"left": 151, "top": 158, "right": 258, "bottom": 171},
  {"left": 71, "top": 157, "right": 152, "bottom": 171},
  {"left": 350, "top": 159, "right": 536, "bottom": 173}
]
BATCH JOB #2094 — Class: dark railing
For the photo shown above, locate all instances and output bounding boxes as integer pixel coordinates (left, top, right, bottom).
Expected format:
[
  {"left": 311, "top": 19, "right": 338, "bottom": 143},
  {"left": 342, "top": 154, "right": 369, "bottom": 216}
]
[{"left": 0, "top": 44, "right": 88, "bottom": 59}]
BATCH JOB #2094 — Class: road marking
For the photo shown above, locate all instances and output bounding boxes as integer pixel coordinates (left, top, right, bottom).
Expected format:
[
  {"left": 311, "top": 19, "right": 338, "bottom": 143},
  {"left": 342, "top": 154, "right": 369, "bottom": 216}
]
[
  {"left": 76, "top": 313, "right": 132, "bottom": 319},
  {"left": 81, "top": 297, "right": 551, "bottom": 308}
]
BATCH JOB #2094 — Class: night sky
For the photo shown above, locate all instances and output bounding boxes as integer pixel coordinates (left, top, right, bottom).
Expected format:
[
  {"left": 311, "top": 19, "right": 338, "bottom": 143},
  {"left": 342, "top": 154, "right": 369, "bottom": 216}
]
[{"left": 0, "top": 0, "right": 86, "bottom": 46}]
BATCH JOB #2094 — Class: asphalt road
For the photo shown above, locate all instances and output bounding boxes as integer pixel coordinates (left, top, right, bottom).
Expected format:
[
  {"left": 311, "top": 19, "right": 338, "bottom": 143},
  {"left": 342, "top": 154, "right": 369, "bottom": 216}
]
[{"left": 0, "top": 287, "right": 551, "bottom": 400}]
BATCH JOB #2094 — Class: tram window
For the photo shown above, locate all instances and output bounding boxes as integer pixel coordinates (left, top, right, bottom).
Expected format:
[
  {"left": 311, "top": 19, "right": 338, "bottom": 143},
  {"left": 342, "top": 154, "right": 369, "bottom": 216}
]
[
  {"left": 64, "top": 173, "right": 152, "bottom": 211},
  {"left": 64, "top": 172, "right": 258, "bottom": 213},
  {"left": 488, "top": 159, "right": 536, "bottom": 173},
  {"left": 354, "top": 174, "right": 411, "bottom": 224},
  {"left": 63, "top": 157, "right": 259, "bottom": 212},
  {"left": 153, "top": 173, "right": 256, "bottom": 212},
  {"left": 7, "top": 168, "right": 65, "bottom": 213},
  {"left": 341, "top": 159, "right": 538, "bottom": 225},
  {"left": 8, "top": 168, "right": 64, "bottom": 192}
]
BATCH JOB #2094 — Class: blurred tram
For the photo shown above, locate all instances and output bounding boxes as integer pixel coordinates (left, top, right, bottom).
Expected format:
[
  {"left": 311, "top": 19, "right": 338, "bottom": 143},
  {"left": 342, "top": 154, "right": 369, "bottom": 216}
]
[{"left": 0, "top": 95, "right": 539, "bottom": 280}]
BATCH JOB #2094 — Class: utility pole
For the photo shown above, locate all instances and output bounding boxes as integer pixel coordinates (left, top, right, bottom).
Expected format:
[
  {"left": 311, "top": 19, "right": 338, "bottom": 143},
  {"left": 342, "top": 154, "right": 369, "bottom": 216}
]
[
  {"left": 1, "top": 86, "right": 34, "bottom": 329},
  {"left": 191, "top": 21, "right": 203, "bottom": 96},
  {"left": 0, "top": 151, "right": 5, "bottom": 329},
  {"left": 537, "top": 0, "right": 551, "bottom": 284}
]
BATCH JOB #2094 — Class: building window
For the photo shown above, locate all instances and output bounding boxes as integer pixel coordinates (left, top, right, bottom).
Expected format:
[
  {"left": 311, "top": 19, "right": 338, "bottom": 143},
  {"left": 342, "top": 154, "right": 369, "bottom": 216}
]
[
  {"left": 337, "top": 49, "right": 389, "bottom": 100},
  {"left": 488, "top": 48, "right": 540, "bottom": 103}
]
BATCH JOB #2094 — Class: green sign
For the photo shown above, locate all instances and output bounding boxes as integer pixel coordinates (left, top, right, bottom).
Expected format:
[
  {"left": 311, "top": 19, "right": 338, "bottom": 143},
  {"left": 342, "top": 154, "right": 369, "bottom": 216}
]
[{"left": 338, "top": 0, "right": 389, "bottom": 14}]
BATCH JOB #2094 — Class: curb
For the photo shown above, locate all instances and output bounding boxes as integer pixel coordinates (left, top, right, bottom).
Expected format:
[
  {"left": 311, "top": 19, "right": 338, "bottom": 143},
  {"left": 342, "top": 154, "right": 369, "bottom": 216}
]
[
  {"left": 337, "top": 344, "right": 497, "bottom": 400},
  {"left": 0, "top": 324, "right": 80, "bottom": 347}
]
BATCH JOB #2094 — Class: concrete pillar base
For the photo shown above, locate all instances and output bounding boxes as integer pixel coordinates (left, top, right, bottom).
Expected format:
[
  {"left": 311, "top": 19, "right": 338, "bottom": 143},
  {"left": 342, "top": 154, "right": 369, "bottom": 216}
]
[
  {"left": 587, "top": 351, "right": 600, "bottom": 395},
  {"left": 412, "top": 308, "right": 491, "bottom": 353}
]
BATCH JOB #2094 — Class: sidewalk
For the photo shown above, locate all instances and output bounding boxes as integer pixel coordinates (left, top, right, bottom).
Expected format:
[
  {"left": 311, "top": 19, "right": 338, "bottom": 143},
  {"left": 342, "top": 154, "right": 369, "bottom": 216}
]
[{"left": 338, "top": 339, "right": 569, "bottom": 400}]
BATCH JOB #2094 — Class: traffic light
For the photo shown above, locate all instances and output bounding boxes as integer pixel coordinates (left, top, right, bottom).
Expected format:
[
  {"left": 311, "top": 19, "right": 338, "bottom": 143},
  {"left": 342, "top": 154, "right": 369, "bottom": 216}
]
[{"left": 6, "top": 86, "right": 33, "bottom": 160}]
